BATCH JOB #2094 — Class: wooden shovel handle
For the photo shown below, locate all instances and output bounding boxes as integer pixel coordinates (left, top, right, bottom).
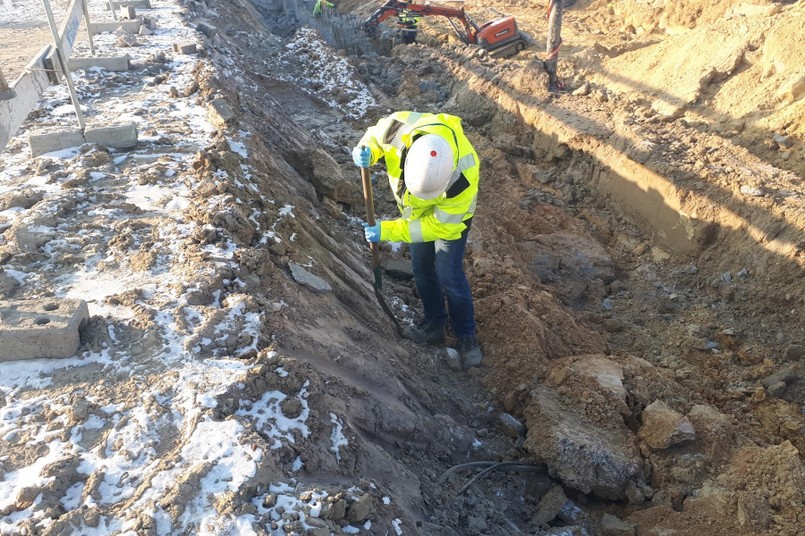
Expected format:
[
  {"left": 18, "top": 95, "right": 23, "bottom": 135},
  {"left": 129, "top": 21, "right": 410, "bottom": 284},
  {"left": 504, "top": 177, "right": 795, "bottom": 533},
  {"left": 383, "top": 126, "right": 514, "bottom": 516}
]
[{"left": 359, "top": 156, "right": 381, "bottom": 272}]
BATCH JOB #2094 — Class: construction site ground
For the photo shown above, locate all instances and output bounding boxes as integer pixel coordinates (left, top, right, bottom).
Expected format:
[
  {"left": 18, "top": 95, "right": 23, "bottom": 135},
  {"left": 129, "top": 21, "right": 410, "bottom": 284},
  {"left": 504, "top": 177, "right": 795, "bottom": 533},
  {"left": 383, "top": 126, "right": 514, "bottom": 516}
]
[{"left": 0, "top": 0, "right": 803, "bottom": 535}]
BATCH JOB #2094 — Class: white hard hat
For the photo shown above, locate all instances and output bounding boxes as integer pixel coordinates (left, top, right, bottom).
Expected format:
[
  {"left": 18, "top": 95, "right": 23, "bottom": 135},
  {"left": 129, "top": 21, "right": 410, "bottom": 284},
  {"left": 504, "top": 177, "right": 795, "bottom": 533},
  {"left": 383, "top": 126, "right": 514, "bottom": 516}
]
[{"left": 404, "top": 134, "right": 455, "bottom": 200}]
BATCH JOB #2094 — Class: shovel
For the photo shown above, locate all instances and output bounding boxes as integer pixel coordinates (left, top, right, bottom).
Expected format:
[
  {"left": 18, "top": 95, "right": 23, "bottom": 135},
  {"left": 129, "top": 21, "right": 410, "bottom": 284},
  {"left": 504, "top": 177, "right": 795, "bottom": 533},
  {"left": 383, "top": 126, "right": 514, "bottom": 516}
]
[{"left": 360, "top": 155, "right": 403, "bottom": 335}]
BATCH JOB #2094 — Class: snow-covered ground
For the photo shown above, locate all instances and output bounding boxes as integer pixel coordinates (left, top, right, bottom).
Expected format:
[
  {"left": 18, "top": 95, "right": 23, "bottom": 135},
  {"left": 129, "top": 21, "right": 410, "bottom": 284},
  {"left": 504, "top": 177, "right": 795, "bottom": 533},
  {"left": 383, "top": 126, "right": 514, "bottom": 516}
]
[{"left": 0, "top": 0, "right": 400, "bottom": 534}]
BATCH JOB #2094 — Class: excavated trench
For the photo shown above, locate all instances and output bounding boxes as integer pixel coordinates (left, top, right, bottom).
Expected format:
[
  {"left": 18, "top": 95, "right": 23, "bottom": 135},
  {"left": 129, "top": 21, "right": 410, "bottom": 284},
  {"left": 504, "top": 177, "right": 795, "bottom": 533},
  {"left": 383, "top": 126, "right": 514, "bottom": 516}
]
[{"left": 185, "top": 0, "right": 805, "bottom": 533}]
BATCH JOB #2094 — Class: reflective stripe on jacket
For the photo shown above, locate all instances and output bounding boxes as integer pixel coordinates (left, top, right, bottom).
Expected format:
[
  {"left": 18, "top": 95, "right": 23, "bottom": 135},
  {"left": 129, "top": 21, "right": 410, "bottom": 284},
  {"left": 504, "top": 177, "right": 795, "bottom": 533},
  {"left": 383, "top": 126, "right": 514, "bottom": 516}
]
[{"left": 358, "top": 111, "right": 479, "bottom": 243}]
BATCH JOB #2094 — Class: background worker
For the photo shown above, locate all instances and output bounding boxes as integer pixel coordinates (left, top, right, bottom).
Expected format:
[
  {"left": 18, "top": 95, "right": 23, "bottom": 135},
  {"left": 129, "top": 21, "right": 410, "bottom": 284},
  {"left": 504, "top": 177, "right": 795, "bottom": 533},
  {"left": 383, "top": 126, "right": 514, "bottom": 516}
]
[
  {"left": 312, "top": 0, "right": 335, "bottom": 18},
  {"left": 397, "top": 9, "right": 420, "bottom": 44},
  {"left": 352, "top": 111, "right": 482, "bottom": 370}
]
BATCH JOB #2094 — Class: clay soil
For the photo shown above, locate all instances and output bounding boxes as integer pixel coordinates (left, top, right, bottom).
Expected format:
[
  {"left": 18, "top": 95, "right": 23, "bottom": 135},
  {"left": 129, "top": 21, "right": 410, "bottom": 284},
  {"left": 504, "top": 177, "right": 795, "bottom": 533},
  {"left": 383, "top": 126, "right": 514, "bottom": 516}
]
[{"left": 2, "top": 0, "right": 804, "bottom": 534}]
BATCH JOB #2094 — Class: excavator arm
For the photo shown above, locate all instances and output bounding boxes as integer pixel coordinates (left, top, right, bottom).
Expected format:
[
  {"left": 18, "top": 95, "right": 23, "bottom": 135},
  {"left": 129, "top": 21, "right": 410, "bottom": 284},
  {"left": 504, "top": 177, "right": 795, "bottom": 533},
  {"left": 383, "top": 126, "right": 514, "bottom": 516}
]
[{"left": 363, "top": 0, "right": 480, "bottom": 44}]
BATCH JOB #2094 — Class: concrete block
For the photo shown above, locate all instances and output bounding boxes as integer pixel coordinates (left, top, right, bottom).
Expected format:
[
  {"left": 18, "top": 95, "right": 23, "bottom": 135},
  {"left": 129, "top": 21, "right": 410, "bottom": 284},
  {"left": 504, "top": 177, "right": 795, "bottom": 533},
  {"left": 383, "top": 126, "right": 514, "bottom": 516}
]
[
  {"left": 84, "top": 122, "right": 138, "bottom": 148},
  {"left": 0, "top": 299, "right": 89, "bottom": 361},
  {"left": 69, "top": 55, "right": 131, "bottom": 72},
  {"left": 110, "top": 0, "right": 151, "bottom": 10},
  {"left": 173, "top": 43, "right": 197, "bottom": 54},
  {"left": 196, "top": 22, "right": 217, "bottom": 37},
  {"left": 89, "top": 19, "right": 143, "bottom": 34},
  {"left": 125, "top": 5, "right": 137, "bottom": 18},
  {"left": 28, "top": 129, "right": 85, "bottom": 157}
]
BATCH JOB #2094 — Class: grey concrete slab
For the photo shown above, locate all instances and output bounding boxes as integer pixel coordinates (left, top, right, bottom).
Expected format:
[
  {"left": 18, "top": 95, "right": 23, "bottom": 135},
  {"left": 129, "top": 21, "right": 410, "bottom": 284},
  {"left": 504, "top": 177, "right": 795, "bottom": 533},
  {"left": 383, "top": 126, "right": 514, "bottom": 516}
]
[
  {"left": 0, "top": 299, "right": 89, "bottom": 361},
  {"left": 110, "top": 0, "right": 151, "bottom": 10},
  {"left": 69, "top": 55, "right": 131, "bottom": 72},
  {"left": 28, "top": 129, "right": 85, "bottom": 157},
  {"left": 89, "top": 20, "right": 143, "bottom": 34},
  {"left": 84, "top": 122, "right": 138, "bottom": 148}
]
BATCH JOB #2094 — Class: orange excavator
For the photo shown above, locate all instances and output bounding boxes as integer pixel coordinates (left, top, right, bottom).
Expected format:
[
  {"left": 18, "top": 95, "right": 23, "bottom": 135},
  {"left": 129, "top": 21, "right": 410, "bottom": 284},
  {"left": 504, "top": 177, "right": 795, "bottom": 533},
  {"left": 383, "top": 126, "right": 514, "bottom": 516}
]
[{"left": 362, "top": 0, "right": 529, "bottom": 58}]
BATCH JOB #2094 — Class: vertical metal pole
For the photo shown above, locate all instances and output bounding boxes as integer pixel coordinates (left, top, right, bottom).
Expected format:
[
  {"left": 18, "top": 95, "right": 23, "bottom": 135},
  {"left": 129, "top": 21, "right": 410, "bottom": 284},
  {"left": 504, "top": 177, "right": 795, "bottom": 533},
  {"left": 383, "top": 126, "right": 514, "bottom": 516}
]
[
  {"left": 545, "top": 0, "right": 564, "bottom": 90},
  {"left": 81, "top": 0, "right": 96, "bottom": 55},
  {"left": 41, "top": 0, "right": 85, "bottom": 130}
]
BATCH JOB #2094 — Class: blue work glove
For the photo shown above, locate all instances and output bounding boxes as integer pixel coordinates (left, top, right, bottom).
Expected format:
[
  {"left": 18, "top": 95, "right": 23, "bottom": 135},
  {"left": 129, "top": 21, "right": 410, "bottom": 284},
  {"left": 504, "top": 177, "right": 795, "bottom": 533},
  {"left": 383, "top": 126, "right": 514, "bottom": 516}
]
[
  {"left": 362, "top": 221, "right": 381, "bottom": 243},
  {"left": 352, "top": 146, "right": 371, "bottom": 168}
]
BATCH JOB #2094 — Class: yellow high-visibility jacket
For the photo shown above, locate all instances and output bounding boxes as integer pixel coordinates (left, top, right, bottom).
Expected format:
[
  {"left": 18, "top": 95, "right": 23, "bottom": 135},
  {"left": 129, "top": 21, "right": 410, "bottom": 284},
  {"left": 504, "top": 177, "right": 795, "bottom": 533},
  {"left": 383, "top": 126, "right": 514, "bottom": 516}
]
[
  {"left": 358, "top": 111, "right": 480, "bottom": 243},
  {"left": 312, "top": 0, "right": 334, "bottom": 17}
]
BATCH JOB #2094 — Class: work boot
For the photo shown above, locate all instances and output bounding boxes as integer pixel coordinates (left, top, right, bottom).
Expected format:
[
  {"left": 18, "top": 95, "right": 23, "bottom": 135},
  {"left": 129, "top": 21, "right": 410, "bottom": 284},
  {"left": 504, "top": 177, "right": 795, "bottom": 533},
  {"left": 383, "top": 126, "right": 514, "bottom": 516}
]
[
  {"left": 402, "top": 319, "right": 446, "bottom": 345},
  {"left": 458, "top": 337, "right": 482, "bottom": 370}
]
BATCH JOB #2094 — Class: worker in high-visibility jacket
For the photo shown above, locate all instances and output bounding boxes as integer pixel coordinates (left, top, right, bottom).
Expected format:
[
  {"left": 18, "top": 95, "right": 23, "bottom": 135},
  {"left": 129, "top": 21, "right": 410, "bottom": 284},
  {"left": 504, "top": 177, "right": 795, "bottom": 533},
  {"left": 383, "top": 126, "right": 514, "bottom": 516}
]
[
  {"left": 397, "top": 9, "right": 420, "bottom": 44},
  {"left": 352, "top": 111, "right": 482, "bottom": 369},
  {"left": 312, "top": 0, "right": 335, "bottom": 18}
]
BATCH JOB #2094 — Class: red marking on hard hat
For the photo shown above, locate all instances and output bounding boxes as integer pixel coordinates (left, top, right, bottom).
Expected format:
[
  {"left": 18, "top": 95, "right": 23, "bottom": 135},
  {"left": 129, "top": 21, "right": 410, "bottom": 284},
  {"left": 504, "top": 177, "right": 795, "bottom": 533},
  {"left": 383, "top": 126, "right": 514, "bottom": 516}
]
[{"left": 430, "top": 150, "right": 437, "bottom": 157}]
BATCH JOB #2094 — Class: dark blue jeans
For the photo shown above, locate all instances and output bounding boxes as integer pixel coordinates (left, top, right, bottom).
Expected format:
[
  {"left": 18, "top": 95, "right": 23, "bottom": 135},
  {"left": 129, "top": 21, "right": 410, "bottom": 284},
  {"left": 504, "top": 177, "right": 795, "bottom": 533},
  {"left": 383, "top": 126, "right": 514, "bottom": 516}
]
[{"left": 409, "top": 233, "right": 476, "bottom": 340}]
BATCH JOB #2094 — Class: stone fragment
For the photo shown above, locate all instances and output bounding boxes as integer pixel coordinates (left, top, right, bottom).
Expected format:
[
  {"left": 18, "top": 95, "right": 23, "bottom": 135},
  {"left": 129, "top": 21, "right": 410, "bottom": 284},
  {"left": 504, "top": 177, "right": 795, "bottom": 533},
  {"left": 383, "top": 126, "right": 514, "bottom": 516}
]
[
  {"left": 533, "top": 485, "right": 568, "bottom": 525},
  {"left": 345, "top": 494, "right": 372, "bottom": 523},
  {"left": 740, "top": 184, "right": 764, "bottom": 197},
  {"left": 600, "top": 513, "right": 636, "bottom": 536},
  {"left": 638, "top": 400, "right": 695, "bottom": 450},
  {"left": 572, "top": 82, "right": 591, "bottom": 96},
  {"left": 116, "top": 34, "right": 139, "bottom": 47},
  {"left": 499, "top": 413, "right": 526, "bottom": 438},
  {"left": 206, "top": 97, "right": 235, "bottom": 126},
  {"left": 772, "top": 133, "right": 794, "bottom": 149},
  {"left": 761, "top": 362, "right": 801, "bottom": 388},
  {"left": 321, "top": 499, "right": 346, "bottom": 521},
  {"left": 289, "top": 263, "right": 332, "bottom": 293}
]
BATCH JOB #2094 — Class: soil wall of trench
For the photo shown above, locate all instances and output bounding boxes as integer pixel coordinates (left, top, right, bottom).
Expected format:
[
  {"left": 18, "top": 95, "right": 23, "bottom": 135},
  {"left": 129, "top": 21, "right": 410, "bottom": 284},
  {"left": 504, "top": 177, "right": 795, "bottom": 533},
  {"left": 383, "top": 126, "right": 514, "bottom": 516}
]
[{"left": 167, "top": 0, "right": 805, "bottom": 534}]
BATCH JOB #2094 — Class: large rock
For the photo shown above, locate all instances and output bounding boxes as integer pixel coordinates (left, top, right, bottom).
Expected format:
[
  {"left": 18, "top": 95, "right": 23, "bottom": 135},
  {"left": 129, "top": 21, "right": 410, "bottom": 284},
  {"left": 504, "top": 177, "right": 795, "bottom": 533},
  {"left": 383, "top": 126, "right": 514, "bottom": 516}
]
[
  {"left": 286, "top": 148, "right": 362, "bottom": 207},
  {"left": 523, "top": 385, "right": 645, "bottom": 500}
]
